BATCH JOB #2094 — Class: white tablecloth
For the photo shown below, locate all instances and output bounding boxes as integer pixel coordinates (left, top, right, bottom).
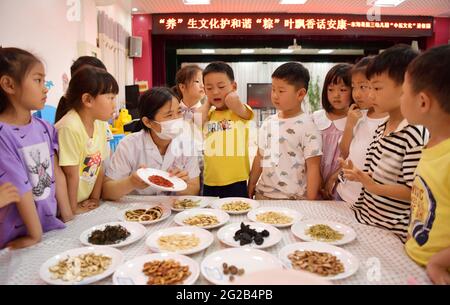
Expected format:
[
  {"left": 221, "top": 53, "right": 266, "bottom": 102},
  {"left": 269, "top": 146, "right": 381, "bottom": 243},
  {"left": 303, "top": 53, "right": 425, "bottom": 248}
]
[{"left": 0, "top": 196, "right": 431, "bottom": 285}]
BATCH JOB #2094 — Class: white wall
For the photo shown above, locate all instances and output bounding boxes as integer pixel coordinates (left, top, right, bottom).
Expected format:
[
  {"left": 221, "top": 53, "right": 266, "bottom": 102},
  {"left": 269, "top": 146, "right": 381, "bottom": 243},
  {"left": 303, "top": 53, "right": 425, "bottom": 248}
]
[{"left": 0, "top": 0, "right": 133, "bottom": 109}]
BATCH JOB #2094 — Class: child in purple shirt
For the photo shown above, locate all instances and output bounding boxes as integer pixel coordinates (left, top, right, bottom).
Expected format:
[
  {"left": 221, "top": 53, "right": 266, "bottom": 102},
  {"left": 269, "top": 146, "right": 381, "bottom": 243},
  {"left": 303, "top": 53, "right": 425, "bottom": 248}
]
[{"left": 0, "top": 47, "right": 73, "bottom": 249}]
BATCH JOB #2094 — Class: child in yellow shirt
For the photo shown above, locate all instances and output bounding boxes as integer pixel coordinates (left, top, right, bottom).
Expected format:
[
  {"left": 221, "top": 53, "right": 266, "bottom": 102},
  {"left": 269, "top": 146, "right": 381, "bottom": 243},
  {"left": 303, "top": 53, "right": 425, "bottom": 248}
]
[
  {"left": 199, "top": 62, "right": 254, "bottom": 198},
  {"left": 401, "top": 45, "right": 450, "bottom": 285}
]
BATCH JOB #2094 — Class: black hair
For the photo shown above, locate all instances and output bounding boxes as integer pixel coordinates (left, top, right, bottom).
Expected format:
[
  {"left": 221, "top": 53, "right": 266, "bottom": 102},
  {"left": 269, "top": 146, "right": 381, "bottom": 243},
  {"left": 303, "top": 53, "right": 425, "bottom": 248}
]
[
  {"left": 351, "top": 56, "right": 374, "bottom": 75},
  {"left": 272, "top": 62, "right": 310, "bottom": 90},
  {"left": 321, "top": 63, "right": 354, "bottom": 113},
  {"left": 138, "top": 87, "right": 179, "bottom": 132},
  {"left": 407, "top": 44, "right": 450, "bottom": 114},
  {"left": 0, "top": 47, "right": 41, "bottom": 113},
  {"left": 55, "top": 67, "right": 119, "bottom": 123},
  {"left": 202, "top": 61, "right": 234, "bottom": 82},
  {"left": 71, "top": 56, "right": 107, "bottom": 76},
  {"left": 366, "top": 44, "right": 419, "bottom": 85},
  {"left": 174, "top": 64, "right": 203, "bottom": 98}
]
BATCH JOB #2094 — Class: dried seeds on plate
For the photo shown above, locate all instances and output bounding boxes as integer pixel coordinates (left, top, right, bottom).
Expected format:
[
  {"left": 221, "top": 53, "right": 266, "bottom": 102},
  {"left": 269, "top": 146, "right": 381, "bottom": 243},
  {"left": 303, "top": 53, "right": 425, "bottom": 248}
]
[
  {"left": 88, "top": 225, "right": 130, "bottom": 245},
  {"left": 288, "top": 250, "right": 345, "bottom": 276},
  {"left": 142, "top": 259, "right": 191, "bottom": 285}
]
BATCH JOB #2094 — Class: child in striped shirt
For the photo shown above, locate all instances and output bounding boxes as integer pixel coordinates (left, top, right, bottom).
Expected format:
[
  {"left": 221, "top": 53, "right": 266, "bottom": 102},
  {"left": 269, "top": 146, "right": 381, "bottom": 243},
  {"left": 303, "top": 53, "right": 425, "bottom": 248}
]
[{"left": 342, "top": 44, "right": 428, "bottom": 242}]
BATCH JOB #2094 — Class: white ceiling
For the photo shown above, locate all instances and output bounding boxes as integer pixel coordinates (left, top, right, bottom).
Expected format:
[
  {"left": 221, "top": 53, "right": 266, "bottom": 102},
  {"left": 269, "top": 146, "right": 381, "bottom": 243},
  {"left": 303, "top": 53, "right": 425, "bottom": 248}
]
[{"left": 131, "top": 0, "right": 450, "bottom": 17}]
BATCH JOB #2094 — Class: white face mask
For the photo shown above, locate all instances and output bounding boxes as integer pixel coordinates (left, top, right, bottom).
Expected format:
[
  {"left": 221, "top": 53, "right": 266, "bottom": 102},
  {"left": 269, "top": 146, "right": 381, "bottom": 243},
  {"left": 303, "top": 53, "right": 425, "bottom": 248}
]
[{"left": 152, "top": 117, "right": 184, "bottom": 140}]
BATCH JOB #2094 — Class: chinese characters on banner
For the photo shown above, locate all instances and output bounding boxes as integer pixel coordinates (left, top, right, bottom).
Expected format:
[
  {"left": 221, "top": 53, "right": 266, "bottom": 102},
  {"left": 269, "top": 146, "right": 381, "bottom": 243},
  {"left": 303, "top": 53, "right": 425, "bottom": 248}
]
[{"left": 153, "top": 14, "right": 433, "bottom": 37}]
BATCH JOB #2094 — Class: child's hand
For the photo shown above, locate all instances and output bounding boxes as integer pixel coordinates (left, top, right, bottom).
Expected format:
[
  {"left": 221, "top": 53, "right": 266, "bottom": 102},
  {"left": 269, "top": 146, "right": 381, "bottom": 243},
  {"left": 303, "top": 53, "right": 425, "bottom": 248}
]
[
  {"left": 76, "top": 199, "right": 100, "bottom": 214},
  {"left": 0, "top": 183, "right": 20, "bottom": 208},
  {"left": 7, "top": 235, "right": 41, "bottom": 250},
  {"left": 347, "top": 104, "right": 362, "bottom": 128},
  {"left": 248, "top": 183, "right": 256, "bottom": 199},
  {"left": 130, "top": 165, "right": 150, "bottom": 189},
  {"left": 427, "top": 262, "right": 450, "bottom": 285},
  {"left": 342, "top": 159, "right": 375, "bottom": 191},
  {"left": 168, "top": 168, "right": 189, "bottom": 183},
  {"left": 323, "top": 173, "right": 338, "bottom": 199},
  {"left": 224, "top": 91, "right": 242, "bottom": 111}
]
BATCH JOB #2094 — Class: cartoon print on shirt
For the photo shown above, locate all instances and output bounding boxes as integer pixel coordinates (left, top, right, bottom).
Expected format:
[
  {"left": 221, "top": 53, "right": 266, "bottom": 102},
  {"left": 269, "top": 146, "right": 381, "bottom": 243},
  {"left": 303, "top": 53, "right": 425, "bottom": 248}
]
[{"left": 80, "top": 151, "right": 102, "bottom": 183}]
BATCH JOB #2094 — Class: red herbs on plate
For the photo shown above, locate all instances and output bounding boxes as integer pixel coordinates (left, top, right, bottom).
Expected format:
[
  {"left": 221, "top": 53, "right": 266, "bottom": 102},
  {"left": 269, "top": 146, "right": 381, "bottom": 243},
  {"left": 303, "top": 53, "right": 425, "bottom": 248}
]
[{"left": 148, "top": 175, "right": 174, "bottom": 188}]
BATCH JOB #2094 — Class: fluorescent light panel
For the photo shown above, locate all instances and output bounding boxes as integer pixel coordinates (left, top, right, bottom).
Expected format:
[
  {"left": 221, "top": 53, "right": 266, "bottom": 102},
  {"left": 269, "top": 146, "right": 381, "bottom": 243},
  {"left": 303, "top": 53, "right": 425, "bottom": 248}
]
[
  {"left": 132, "top": 8, "right": 138, "bottom": 12},
  {"left": 280, "top": 49, "right": 294, "bottom": 54},
  {"left": 372, "top": 0, "right": 406, "bottom": 7},
  {"left": 318, "top": 49, "right": 334, "bottom": 54},
  {"left": 280, "top": 0, "right": 308, "bottom": 4},
  {"left": 183, "top": 0, "right": 211, "bottom": 5},
  {"left": 241, "top": 49, "right": 255, "bottom": 54},
  {"left": 201, "top": 49, "right": 215, "bottom": 54}
]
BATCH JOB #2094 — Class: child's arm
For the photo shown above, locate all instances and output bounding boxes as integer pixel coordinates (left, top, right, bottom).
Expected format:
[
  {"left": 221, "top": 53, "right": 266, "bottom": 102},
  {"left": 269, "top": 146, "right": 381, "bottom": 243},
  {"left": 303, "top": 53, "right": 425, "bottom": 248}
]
[
  {"left": 54, "top": 156, "right": 74, "bottom": 222},
  {"left": 0, "top": 183, "right": 20, "bottom": 208},
  {"left": 248, "top": 150, "right": 263, "bottom": 199},
  {"left": 427, "top": 247, "right": 450, "bottom": 285},
  {"left": 6, "top": 191, "right": 42, "bottom": 249},
  {"left": 323, "top": 168, "right": 340, "bottom": 200},
  {"left": 305, "top": 156, "right": 322, "bottom": 200},
  {"left": 60, "top": 165, "right": 82, "bottom": 213},
  {"left": 342, "top": 160, "right": 411, "bottom": 201},
  {"left": 340, "top": 104, "right": 362, "bottom": 159},
  {"left": 79, "top": 165, "right": 105, "bottom": 210},
  {"left": 102, "top": 167, "right": 149, "bottom": 201},
  {"left": 224, "top": 91, "right": 253, "bottom": 120}
]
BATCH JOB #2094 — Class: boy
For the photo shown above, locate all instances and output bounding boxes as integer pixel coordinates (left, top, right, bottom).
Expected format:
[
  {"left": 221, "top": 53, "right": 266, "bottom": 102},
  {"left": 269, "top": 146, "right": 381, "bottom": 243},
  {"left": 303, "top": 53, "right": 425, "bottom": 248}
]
[
  {"left": 200, "top": 62, "right": 254, "bottom": 198},
  {"left": 248, "top": 62, "right": 322, "bottom": 200},
  {"left": 400, "top": 45, "right": 450, "bottom": 284},
  {"left": 342, "top": 44, "right": 427, "bottom": 242}
]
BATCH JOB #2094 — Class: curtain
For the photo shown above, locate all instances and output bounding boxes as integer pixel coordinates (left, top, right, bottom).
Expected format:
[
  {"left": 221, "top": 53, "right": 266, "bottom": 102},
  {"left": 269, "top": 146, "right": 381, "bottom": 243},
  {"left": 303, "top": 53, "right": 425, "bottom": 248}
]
[{"left": 98, "top": 11, "right": 130, "bottom": 112}]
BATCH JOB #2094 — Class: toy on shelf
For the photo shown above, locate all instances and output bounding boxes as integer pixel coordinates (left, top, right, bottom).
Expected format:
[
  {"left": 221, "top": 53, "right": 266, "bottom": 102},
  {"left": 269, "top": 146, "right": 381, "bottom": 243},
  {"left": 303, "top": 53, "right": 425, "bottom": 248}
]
[{"left": 113, "top": 109, "right": 132, "bottom": 135}]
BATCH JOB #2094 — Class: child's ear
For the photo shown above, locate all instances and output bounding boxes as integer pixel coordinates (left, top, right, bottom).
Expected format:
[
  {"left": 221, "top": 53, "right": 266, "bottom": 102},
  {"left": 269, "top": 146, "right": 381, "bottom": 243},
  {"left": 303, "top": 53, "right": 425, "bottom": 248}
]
[
  {"left": 296, "top": 87, "right": 307, "bottom": 101},
  {"left": 0, "top": 75, "right": 16, "bottom": 95},
  {"left": 81, "top": 93, "right": 94, "bottom": 108},
  {"left": 419, "top": 91, "right": 432, "bottom": 114},
  {"left": 231, "top": 81, "right": 237, "bottom": 91}
]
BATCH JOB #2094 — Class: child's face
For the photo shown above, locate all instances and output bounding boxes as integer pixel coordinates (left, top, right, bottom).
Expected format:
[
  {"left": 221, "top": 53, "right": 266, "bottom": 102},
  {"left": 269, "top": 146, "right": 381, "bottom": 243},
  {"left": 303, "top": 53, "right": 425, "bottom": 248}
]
[
  {"left": 351, "top": 72, "right": 371, "bottom": 110},
  {"left": 327, "top": 78, "right": 352, "bottom": 112},
  {"left": 204, "top": 72, "right": 236, "bottom": 110},
  {"left": 183, "top": 70, "right": 204, "bottom": 102},
  {"left": 19, "top": 63, "right": 48, "bottom": 111},
  {"left": 400, "top": 72, "right": 422, "bottom": 125},
  {"left": 271, "top": 77, "right": 306, "bottom": 113},
  {"left": 368, "top": 72, "right": 402, "bottom": 114},
  {"left": 92, "top": 93, "right": 117, "bottom": 121}
]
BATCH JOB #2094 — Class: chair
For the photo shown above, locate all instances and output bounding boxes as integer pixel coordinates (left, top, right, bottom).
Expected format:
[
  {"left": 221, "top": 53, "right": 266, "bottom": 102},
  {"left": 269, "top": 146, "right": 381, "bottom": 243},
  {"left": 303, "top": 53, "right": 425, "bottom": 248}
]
[
  {"left": 33, "top": 105, "right": 57, "bottom": 125},
  {"left": 109, "top": 134, "right": 125, "bottom": 153}
]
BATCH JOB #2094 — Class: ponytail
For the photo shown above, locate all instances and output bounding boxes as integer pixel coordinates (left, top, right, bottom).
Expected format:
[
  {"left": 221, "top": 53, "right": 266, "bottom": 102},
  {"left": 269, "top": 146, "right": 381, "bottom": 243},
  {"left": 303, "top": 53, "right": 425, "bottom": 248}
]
[{"left": 55, "top": 96, "right": 70, "bottom": 123}]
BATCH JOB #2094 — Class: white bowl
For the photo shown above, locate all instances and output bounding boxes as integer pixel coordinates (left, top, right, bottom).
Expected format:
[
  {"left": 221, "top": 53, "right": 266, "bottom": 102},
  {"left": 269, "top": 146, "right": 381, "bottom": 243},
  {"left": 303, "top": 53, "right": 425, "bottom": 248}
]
[
  {"left": 247, "top": 206, "right": 303, "bottom": 228},
  {"left": 211, "top": 197, "right": 259, "bottom": 215},
  {"left": 291, "top": 220, "right": 356, "bottom": 245},
  {"left": 174, "top": 208, "right": 230, "bottom": 229},
  {"left": 80, "top": 221, "right": 146, "bottom": 248},
  {"left": 137, "top": 168, "right": 187, "bottom": 192},
  {"left": 217, "top": 222, "right": 282, "bottom": 249}
]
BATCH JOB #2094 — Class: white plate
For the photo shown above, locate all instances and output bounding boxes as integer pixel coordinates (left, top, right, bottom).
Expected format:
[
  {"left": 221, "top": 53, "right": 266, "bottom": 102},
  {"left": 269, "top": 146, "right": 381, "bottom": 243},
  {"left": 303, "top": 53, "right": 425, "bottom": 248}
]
[
  {"left": 145, "top": 226, "right": 214, "bottom": 255},
  {"left": 112, "top": 253, "right": 200, "bottom": 285},
  {"left": 217, "top": 222, "right": 282, "bottom": 249},
  {"left": 211, "top": 197, "right": 260, "bottom": 215},
  {"left": 291, "top": 220, "right": 357, "bottom": 245},
  {"left": 247, "top": 207, "right": 303, "bottom": 228},
  {"left": 39, "top": 246, "right": 124, "bottom": 285},
  {"left": 201, "top": 248, "right": 284, "bottom": 285},
  {"left": 80, "top": 221, "right": 146, "bottom": 248},
  {"left": 278, "top": 242, "right": 360, "bottom": 280},
  {"left": 137, "top": 168, "right": 187, "bottom": 192},
  {"left": 116, "top": 203, "right": 172, "bottom": 225},
  {"left": 171, "top": 196, "right": 210, "bottom": 212},
  {"left": 174, "top": 208, "right": 230, "bottom": 229}
]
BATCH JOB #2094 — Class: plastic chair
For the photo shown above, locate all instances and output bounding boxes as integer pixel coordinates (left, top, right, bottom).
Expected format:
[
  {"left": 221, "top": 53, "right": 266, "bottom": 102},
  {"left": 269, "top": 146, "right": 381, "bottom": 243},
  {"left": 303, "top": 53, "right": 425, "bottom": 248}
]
[
  {"left": 33, "top": 105, "right": 57, "bottom": 125},
  {"left": 109, "top": 134, "right": 125, "bottom": 152}
]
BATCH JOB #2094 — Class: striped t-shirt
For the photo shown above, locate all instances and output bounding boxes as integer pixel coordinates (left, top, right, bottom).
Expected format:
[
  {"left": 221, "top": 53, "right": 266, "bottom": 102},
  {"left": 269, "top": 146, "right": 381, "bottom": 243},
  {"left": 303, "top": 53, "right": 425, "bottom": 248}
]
[{"left": 351, "top": 119, "right": 428, "bottom": 242}]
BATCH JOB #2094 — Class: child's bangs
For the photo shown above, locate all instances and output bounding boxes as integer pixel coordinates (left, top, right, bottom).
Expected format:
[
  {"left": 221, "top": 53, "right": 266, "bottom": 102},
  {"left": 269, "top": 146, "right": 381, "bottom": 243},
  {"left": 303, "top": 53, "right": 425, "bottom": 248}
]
[{"left": 98, "top": 72, "right": 119, "bottom": 95}]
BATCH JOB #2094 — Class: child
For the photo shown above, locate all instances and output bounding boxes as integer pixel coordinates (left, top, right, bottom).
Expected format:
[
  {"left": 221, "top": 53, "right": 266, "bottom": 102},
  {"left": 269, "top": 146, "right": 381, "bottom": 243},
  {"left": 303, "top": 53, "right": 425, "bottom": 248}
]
[
  {"left": 342, "top": 44, "right": 427, "bottom": 242},
  {"left": 0, "top": 47, "right": 72, "bottom": 249},
  {"left": 200, "top": 61, "right": 254, "bottom": 198},
  {"left": 400, "top": 45, "right": 450, "bottom": 284},
  {"left": 248, "top": 62, "right": 322, "bottom": 200},
  {"left": 55, "top": 67, "right": 118, "bottom": 214},
  {"left": 336, "top": 57, "right": 388, "bottom": 204},
  {"left": 103, "top": 87, "right": 200, "bottom": 200},
  {"left": 313, "top": 64, "right": 353, "bottom": 199}
]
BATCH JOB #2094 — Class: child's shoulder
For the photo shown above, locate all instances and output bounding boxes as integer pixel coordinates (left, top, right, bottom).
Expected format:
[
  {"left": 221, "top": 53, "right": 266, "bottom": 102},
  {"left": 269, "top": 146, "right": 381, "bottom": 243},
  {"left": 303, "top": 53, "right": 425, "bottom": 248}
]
[
  {"left": 54, "top": 110, "right": 81, "bottom": 130},
  {"left": 400, "top": 123, "right": 429, "bottom": 146},
  {"left": 312, "top": 109, "right": 331, "bottom": 131}
]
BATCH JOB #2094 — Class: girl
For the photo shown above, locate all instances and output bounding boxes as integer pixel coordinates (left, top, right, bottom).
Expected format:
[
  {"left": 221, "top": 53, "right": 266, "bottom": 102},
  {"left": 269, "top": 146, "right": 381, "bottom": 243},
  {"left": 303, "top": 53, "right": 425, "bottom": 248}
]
[
  {"left": 336, "top": 57, "right": 388, "bottom": 204},
  {"left": 102, "top": 87, "right": 200, "bottom": 200},
  {"left": 55, "top": 67, "right": 118, "bottom": 214},
  {"left": 313, "top": 63, "right": 353, "bottom": 199},
  {"left": 0, "top": 47, "right": 73, "bottom": 249}
]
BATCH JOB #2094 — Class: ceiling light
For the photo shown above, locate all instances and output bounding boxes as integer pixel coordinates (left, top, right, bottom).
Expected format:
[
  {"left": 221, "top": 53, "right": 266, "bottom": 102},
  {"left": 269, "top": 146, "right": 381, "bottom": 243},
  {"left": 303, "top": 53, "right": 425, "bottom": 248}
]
[
  {"left": 280, "top": 0, "right": 308, "bottom": 4},
  {"left": 132, "top": 8, "right": 138, "bottom": 12},
  {"left": 372, "top": 0, "right": 406, "bottom": 7},
  {"left": 241, "top": 49, "right": 255, "bottom": 54},
  {"left": 201, "top": 49, "right": 215, "bottom": 54},
  {"left": 183, "top": 0, "right": 211, "bottom": 5},
  {"left": 280, "top": 49, "right": 294, "bottom": 54},
  {"left": 318, "top": 49, "right": 334, "bottom": 54}
]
